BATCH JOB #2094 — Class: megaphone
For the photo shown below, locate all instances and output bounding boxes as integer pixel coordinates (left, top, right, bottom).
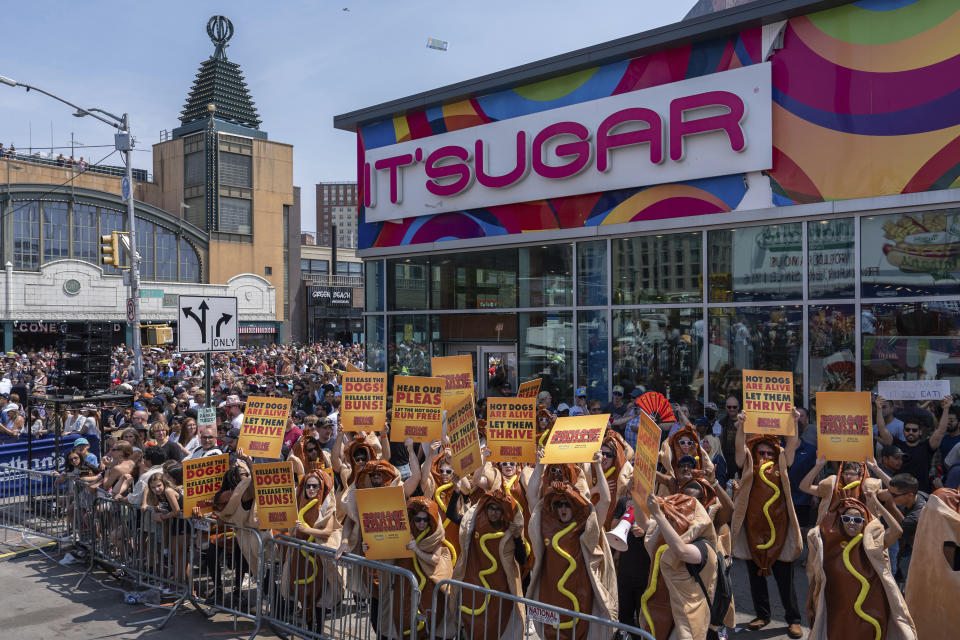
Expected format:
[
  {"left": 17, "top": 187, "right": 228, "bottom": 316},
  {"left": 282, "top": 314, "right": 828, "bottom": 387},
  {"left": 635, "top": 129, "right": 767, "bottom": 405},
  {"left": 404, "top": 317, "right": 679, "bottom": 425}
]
[{"left": 606, "top": 505, "right": 634, "bottom": 552}]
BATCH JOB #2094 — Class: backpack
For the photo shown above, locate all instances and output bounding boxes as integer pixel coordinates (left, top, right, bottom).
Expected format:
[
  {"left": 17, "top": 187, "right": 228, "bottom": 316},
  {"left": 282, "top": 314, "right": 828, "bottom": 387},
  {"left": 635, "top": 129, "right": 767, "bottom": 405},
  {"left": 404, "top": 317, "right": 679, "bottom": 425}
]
[{"left": 687, "top": 537, "right": 733, "bottom": 628}]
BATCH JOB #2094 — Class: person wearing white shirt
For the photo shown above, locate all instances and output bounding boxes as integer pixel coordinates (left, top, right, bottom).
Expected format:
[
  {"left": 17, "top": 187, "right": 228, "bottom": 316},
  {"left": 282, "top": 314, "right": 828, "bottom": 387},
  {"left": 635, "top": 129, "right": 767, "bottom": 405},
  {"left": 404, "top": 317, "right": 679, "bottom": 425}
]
[{"left": 186, "top": 425, "right": 223, "bottom": 460}]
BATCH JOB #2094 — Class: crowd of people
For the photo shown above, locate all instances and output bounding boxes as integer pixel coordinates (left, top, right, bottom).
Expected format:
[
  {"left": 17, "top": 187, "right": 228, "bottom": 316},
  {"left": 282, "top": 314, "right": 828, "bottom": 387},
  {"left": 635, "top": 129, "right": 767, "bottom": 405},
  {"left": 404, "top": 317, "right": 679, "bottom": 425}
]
[{"left": 1, "top": 343, "right": 958, "bottom": 639}]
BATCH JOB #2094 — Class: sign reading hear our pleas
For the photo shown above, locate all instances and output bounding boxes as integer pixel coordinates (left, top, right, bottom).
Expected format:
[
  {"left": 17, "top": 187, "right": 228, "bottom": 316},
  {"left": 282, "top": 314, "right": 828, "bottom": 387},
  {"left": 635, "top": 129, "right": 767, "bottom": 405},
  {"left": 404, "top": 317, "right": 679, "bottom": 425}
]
[{"left": 363, "top": 63, "right": 771, "bottom": 222}]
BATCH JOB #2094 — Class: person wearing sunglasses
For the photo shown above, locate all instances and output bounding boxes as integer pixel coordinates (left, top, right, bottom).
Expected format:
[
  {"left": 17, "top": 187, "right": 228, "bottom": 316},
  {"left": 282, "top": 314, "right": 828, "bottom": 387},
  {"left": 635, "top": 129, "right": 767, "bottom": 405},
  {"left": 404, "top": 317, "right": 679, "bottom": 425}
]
[
  {"left": 658, "top": 425, "right": 715, "bottom": 498},
  {"left": 877, "top": 395, "right": 953, "bottom": 494},
  {"left": 806, "top": 494, "right": 913, "bottom": 640},
  {"left": 590, "top": 436, "right": 633, "bottom": 530},
  {"left": 287, "top": 471, "right": 340, "bottom": 623},
  {"left": 420, "top": 442, "right": 464, "bottom": 565}
]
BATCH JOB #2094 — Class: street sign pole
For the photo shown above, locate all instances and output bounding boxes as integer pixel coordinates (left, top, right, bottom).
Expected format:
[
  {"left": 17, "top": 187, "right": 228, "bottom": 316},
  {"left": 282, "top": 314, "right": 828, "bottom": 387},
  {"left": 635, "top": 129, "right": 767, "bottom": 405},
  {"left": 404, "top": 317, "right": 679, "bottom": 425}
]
[{"left": 205, "top": 352, "right": 212, "bottom": 409}]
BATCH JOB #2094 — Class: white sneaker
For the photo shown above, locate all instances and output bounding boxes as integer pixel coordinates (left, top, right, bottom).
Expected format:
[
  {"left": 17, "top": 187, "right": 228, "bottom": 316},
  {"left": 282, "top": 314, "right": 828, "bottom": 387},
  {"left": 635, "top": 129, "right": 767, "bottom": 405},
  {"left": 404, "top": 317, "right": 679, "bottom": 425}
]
[
  {"left": 240, "top": 575, "right": 254, "bottom": 590},
  {"left": 59, "top": 552, "right": 79, "bottom": 565}
]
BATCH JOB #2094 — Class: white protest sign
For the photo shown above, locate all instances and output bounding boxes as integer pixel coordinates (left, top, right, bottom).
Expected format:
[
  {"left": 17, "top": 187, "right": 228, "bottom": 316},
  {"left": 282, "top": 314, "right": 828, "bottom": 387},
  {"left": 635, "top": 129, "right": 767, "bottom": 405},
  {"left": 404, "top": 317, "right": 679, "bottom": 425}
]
[
  {"left": 197, "top": 407, "right": 216, "bottom": 429},
  {"left": 877, "top": 380, "right": 951, "bottom": 401}
]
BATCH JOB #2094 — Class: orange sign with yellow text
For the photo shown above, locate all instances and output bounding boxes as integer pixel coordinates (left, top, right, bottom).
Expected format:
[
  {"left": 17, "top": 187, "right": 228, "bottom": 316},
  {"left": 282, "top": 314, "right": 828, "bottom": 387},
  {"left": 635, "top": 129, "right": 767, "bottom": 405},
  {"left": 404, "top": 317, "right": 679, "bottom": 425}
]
[
  {"left": 391, "top": 376, "right": 444, "bottom": 442},
  {"left": 342, "top": 372, "right": 387, "bottom": 431},
  {"left": 182, "top": 453, "right": 229, "bottom": 517},
  {"left": 742, "top": 370, "right": 795, "bottom": 436},
  {"left": 630, "top": 410, "right": 661, "bottom": 516},
  {"left": 486, "top": 397, "right": 535, "bottom": 463},
  {"left": 251, "top": 461, "right": 297, "bottom": 530},
  {"left": 517, "top": 378, "right": 542, "bottom": 399},
  {"left": 540, "top": 414, "right": 609, "bottom": 464},
  {"left": 431, "top": 355, "right": 475, "bottom": 411},
  {"left": 237, "top": 396, "right": 291, "bottom": 459},
  {"left": 816, "top": 392, "right": 873, "bottom": 462},
  {"left": 447, "top": 394, "right": 482, "bottom": 477},
  {"left": 356, "top": 485, "right": 414, "bottom": 560}
]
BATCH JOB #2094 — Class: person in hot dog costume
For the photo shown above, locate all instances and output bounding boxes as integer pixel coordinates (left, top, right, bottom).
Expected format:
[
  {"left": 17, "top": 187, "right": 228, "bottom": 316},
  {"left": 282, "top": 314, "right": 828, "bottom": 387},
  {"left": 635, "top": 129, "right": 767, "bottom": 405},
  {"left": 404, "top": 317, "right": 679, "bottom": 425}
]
[
  {"left": 806, "top": 494, "right": 915, "bottom": 640},
  {"left": 380, "top": 496, "right": 453, "bottom": 640},
  {"left": 904, "top": 488, "right": 960, "bottom": 640},
  {"left": 591, "top": 433, "right": 633, "bottom": 530},
  {"left": 638, "top": 492, "right": 719, "bottom": 640},
  {"left": 527, "top": 477, "right": 616, "bottom": 640},
  {"left": 731, "top": 411, "right": 803, "bottom": 637},
  {"left": 798, "top": 458, "right": 885, "bottom": 525},
  {"left": 443, "top": 488, "right": 526, "bottom": 640},
  {"left": 285, "top": 470, "right": 342, "bottom": 622},
  {"left": 498, "top": 458, "right": 534, "bottom": 579},
  {"left": 420, "top": 443, "right": 464, "bottom": 566},
  {"left": 657, "top": 425, "right": 714, "bottom": 496}
]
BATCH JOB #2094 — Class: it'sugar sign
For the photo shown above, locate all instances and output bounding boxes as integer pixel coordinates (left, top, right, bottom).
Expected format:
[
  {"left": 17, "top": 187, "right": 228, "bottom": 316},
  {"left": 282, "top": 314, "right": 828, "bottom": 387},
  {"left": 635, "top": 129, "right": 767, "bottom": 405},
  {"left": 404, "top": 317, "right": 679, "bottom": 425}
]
[{"left": 177, "top": 295, "right": 238, "bottom": 352}]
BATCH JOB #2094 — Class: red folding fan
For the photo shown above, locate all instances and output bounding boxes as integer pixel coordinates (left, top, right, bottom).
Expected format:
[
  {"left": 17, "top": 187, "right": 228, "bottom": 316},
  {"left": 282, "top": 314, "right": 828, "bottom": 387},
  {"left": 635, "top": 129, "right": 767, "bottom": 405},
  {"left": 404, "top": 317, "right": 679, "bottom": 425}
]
[{"left": 636, "top": 391, "right": 676, "bottom": 423}]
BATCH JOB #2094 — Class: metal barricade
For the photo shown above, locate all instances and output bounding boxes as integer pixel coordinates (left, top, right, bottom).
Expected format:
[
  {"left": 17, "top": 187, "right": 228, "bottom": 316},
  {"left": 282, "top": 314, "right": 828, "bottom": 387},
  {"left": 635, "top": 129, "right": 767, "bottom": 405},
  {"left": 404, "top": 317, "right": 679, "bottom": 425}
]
[
  {"left": 188, "top": 514, "right": 265, "bottom": 639},
  {"left": 261, "top": 534, "right": 422, "bottom": 640},
  {"left": 431, "top": 578, "right": 655, "bottom": 640},
  {"left": 0, "top": 463, "right": 72, "bottom": 558}
]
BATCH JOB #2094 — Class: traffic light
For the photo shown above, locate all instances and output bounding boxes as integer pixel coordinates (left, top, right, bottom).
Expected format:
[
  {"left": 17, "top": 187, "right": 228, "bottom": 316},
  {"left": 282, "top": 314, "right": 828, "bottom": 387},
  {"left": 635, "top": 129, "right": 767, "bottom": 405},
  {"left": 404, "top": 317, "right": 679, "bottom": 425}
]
[{"left": 101, "top": 232, "right": 120, "bottom": 266}]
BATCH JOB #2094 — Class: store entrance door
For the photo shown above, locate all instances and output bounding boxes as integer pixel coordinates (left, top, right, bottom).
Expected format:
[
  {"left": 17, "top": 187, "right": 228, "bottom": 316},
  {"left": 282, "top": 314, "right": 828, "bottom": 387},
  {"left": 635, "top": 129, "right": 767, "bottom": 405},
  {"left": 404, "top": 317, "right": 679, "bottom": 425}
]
[{"left": 441, "top": 343, "right": 517, "bottom": 399}]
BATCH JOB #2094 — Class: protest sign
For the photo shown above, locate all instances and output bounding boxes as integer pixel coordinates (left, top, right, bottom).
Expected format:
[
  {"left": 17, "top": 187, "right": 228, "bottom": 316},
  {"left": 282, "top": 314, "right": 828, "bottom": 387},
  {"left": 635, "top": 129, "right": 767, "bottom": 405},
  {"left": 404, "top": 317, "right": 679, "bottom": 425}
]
[
  {"left": 431, "top": 355, "right": 475, "bottom": 411},
  {"left": 485, "top": 396, "right": 535, "bottom": 463},
  {"left": 816, "top": 392, "right": 873, "bottom": 462},
  {"left": 391, "top": 376, "right": 444, "bottom": 442},
  {"left": 197, "top": 406, "right": 216, "bottom": 430},
  {"left": 182, "top": 453, "right": 229, "bottom": 516},
  {"left": 447, "top": 394, "right": 482, "bottom": 477},
  {"left": 540, "top": 414, "right": 609, "bottom": 464},
  {"left": 878, "top": 379, "right": 950, "bottom": 401},
  {"left": 742, "top": 370, "right": 795, "bottom": 436},
  {"left": 341, "top": 372, "right": 387, "bottom": 431},
  {"left": 251, "top": 461, "right": 297, "bottom": 530},
  {"left": 355, "top": 485, "right": 413, "bottom": 560},
  {"left": 346, "top": 362, "right": 362, "bottom": 372},
  {"left": 630, "top": 410, "right": 661, "bottom": 516},
  {"left": 237, "top": 396, "right": 291, "bottom": 459},
  {"left": 517, "top": 378, "right": 542, "bottom": 399}
]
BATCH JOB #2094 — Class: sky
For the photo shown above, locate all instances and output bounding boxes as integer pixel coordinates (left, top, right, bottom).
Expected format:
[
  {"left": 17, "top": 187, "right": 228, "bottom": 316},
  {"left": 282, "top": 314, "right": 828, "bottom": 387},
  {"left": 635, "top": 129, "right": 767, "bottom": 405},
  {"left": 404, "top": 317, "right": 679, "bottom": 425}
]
[{"left": 1, "top": 1, "right": 694, "bottom": 234}]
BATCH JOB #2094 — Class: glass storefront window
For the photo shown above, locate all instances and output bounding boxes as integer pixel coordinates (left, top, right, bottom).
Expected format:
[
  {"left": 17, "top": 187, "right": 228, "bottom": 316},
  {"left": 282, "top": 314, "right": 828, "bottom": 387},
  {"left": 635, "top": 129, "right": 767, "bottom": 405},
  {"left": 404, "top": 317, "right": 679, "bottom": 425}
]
[
  {"left": 73, "top": 204, "right": 98, "bottom": 264},
  {"left": 388, "top": 315, "right": 432, "bottom": 380},
  {"left": 809, "top": 305, "right": 856, "bottom": 401},
  {"left": 366, "top": 315, "right": 386, "bottom": 372},
  {"left": 613, "top": 308, "right": 704, "bottom": 403},
  {"left": 861, "top": 209, "right": 960, "bottom": 298},
  {"left": 432, "top": 313, "right": 517, "bottom": 344},
  {"left": 42, "top": 201, "right": 69, "bottom": 263},
  {"left": 519, "top": 311, "right": 573, "bottom": 405},
  {"left": 577, "top": 240, "right": 607, "bottom": 306},
  {"left": 808, "top": 219, "right": 855, "bottom": 298},
  {"left": 577, "top": 310, "right": 609, "bottom": 403},
  {"left": 387, "top": 256, "right": 429, "bottom": 310},
  {"left": 519, "top": 244, "right": 572, "bottom": 307},
  {"left": 709, "top": 224, "right": 803, "bottom": 302},
  {"left": 862, "top": 302, "right": 960, "bottom": 394},
  {"left": 366, "top": 259, "right": 384, "bottom": 312},
  {"left": 431, "top": 249, "right": 517, "bottom": 310},
  {"left": 13, "top": 202, "right": 40, "bottom": 270},
  {"left": 708, "top": 306, "right": 803, "bottom": 404},
  {"left": 614, "top": 232, "right": 701, "bottom": 304}
]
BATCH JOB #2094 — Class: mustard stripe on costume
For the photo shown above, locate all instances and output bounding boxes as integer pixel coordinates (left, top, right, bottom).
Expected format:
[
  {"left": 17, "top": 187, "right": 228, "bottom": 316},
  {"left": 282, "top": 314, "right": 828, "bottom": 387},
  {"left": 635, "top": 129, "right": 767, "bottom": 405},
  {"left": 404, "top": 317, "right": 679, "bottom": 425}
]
[
  {"left": 756, "top": 461, "right": 780, "bottom": 551},
  {"left": 434, "top": 481, "right": 458, "bottom": 565},
  {"left": 842, "top": 479, "right": 861, "bottom": 491},
  {"left": 842, "top": 533, "right": 882, "bottom": 640},
  {"left": 549, "top": 521, "right": 581, "bottom": 630},
  {"left": 295, "top": 498, "right": 319, "bottom": 585},
  {"left": 459, "top": 531, "right": 505, "bottom": 615},
  {"left": 640, "top": 544, "right": 669, "bottom": 637}
]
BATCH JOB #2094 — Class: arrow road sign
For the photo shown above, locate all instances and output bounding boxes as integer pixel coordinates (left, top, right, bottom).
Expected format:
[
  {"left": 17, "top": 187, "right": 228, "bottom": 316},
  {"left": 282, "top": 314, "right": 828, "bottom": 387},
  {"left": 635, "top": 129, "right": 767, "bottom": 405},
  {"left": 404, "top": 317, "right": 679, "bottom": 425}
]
[{"left": 177, "top": 295, "right": 238, "bottom": 352}]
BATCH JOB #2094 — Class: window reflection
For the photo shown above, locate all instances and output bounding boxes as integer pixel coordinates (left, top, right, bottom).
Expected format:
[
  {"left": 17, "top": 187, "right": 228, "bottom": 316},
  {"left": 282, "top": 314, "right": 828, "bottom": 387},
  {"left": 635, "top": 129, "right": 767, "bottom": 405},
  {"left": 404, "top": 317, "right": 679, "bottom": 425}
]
[
  {"left": 709, "top": 224, "right": 802, "bottom": 302},
  {"left": 613, "top": 308, "right": 704, "bottom": 403},
  {"left": 519, "top": 311, "right": 573, "bottom": 405},
  {"left": 431, "top": 249, "right": 517, "bottom": 310},
  {"left": 387, "top": 257, "right": 429, "bottom": 310},
  {"left": 577, "top": 240, "right": 607, "bottom": 306},
  {"left": 862, "top": 302, "right": 960, "bottom": 394},
  {"left": 42, "top": 201, "right": 69, "bottom": 262},
  {"left": 73, "top": 204, "right": 98, "bottom": 264},
  {"left": 365, "top": 260, "right": 384, "bottom": 312},
  {"left": 387, "top": 315, "right": 432, "bottom": 379},
  {"left": 366, "top": 315, "right": 386, "bottom": 372},
  {"left": 519, "top": 244, "right": 572, "bottom": 307},
  {"left": 13, "top": 202, "right": 40, "bottom": 270},
  {"left": 136, "top": 218, "right": 154, "bottom": 280},
  {"left": 861, "top": 209, "right": 960, "bottom": 297},
  {"left": 809, "top": 305, "right": 856, "bottom": 399},
  {"left": 578, "top": 310, "right": 609, "bottom": 403},
  {"left": 708, "top": 306, "right": 803, "bottom": 402},
  {"left": 809, "top": 219, "right": 855, "bottom": 298},
  {"left": 179, "top": 238, "right": 200, "bottom": 282},
  {"left": 613, "top": 232, "right": 701, "bottom": 304}
]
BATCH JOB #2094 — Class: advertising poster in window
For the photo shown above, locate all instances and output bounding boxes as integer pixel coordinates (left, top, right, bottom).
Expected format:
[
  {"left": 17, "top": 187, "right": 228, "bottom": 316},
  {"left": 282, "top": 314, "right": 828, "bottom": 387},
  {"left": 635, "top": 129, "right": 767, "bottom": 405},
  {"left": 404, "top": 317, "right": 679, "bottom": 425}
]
[
  {"left": 431, "top": 355, "right": 475, "bottom": 411},
  {"left": 390, "top": 376, "right": 443, "bottom": 442},
  {"left": 540, "top": 414, "right": 609, "bottom": 464},
  {"left": 252, "top": 461, "right": 297, "bottom": 530},
  {"left": 182, "top": 453, "right": 229, "bottom": 516},
  {"left": 342, "top": 372, "right": 387, "bottom": 431},
  {"left": 742, "top": 369, "right": 795, "bottom": 436},
  {"left": 815, "top": 392, "right": 873, "bottom": 462},
  {"left": 486, "top": 397, "right": 536, "bottom": 463},
  {"left": 447, "top": 394, "right": 482, "bottom": 477},
  {"left": 237, "top": 396, "right": 291, "bottom": 459},
  {"left": 861, "top": 210, "right": 960, "bottom": 297},
  {"left": 517, "top": 378, "right": 542, "bottom": 399},
  {"left": 355, "top": 485, "right": 414, "bottom": 560},
  {"left": 630, "top": 409, "right": 661, "bottom": 517}
]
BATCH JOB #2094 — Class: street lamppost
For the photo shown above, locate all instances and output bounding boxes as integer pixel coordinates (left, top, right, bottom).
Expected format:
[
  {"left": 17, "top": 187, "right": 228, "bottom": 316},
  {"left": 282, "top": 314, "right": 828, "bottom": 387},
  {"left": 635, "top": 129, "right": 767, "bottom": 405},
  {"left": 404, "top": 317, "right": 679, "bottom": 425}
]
[
  {"left": 4, "top": 162, "right": 23, "bottom": 272},
  {"left": 0, "top": 74, "right": 143, "bottom": 380}
]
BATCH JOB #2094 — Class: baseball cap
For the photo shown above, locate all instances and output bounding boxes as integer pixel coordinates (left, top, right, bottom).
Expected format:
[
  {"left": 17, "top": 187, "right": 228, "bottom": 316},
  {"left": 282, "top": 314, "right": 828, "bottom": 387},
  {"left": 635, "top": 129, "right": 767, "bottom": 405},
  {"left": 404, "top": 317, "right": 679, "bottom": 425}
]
[
  {"left": 678, "top": 455, "right": 698, "bottom": 468},
  {"left": 225, "top": 427, "right": 241, "bottom": 439},
  {"left": 880, "top": 444, "right": 904, "bottom": 458},
  {"left": 557, "top": 403, "right": 571, "bottom": 413},
  {"left": 575, "top": 386, "right": 586, "bottom": 397},
  {"left": 630, "top": 388, "right": 644, "bottom": 399},
  {"left": 73, "top": 437, "right": 90, "bottom": 448},
  {"left": 704, "top": 402, "right": 718, "bottom": 411},
  {"left": 612, "top": 385, "right": 624, "bottom": 396}
]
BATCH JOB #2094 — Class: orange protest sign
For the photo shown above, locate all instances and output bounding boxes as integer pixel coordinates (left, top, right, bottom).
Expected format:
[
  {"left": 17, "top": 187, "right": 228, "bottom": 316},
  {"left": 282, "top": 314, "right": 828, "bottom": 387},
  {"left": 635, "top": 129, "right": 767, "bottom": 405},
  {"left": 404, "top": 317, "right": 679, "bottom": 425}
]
[
  {"left": 237, "top": 396, "right": 291, "bottom": 459},
  {"left": 431, "top": 355, "right": 475, "bottom": 411},
  {"left": 539, "top": 414, "right": 609, "bottom": 464},
  {"left": 447, "top": 394, "right": 482, "bottom": 477},
  {"left": 182, "top": 453, "right": 229, "bottom": 517},
  {"left": 251, "top": 461, "right": 297, "bottom": 530},
  {"left": 742, "top": 370, "right": 795, "bottom": 436},
  {"left": 346, "top": 362, "right": 362, "bottom": 372},
  {"left": 630, "top": 410, "right": 661, "bottom": 517},
  {"left": 815, "top": 392, "right": 874, "bottom": 462},
  {"left": 391, "top": 376, "right": 444, "bottom": 442},
  {"left": 485, "top": 397, "right": 535, "bottom": 463},
  {"left": 517, "top": 378, "right": 542, "bottom": 399},
  {"left": 355, "top": 485, "right": 413, "bottom": 560},
  {"left": 342, "top": 372, "right": 387, "bottom": 431}
]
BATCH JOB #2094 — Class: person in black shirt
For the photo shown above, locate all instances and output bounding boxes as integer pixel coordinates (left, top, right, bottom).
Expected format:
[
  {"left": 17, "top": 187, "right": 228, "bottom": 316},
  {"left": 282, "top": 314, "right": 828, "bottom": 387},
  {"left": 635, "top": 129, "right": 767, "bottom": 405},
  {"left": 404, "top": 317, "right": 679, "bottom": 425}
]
[
  {"left": 611, "top": 497, "right": 651, "bottom": 638},
  {"left": 877, "top": 395, "right": 952, "bottom": 492},
  {"left": 883, "top": 473, "right": 928, "bottom": 585}
]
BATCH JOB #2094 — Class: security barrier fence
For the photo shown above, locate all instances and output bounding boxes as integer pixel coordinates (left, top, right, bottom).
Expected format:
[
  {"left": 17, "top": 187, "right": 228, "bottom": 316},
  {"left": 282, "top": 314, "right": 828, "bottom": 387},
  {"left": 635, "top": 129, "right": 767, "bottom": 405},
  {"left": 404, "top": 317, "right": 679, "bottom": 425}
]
[{"left": 0, "top": 464, "right": 653, "bottom": 639}]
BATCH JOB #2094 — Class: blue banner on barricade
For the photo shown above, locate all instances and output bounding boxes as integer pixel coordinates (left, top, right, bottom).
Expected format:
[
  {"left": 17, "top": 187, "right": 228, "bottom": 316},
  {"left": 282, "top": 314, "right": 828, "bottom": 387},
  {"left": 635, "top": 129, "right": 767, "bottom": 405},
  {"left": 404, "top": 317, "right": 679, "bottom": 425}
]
[{"left": 0, "top": 434, "right": 98, "bottom": 495}]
